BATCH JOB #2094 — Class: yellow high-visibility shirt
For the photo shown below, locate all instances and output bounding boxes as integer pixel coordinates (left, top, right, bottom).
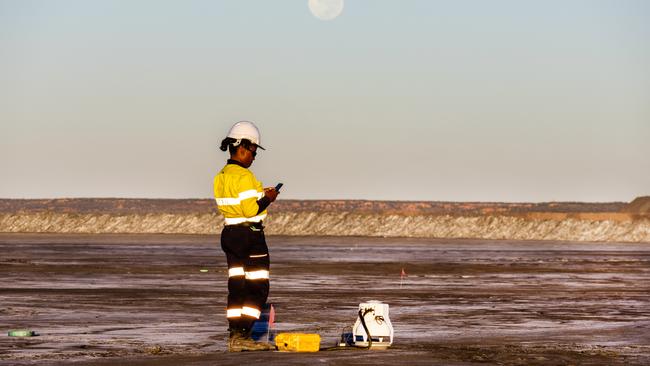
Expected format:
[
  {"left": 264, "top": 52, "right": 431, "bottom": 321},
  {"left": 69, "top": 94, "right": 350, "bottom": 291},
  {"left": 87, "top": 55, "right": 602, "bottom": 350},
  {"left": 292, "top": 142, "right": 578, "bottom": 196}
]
[{"left": 214, "top": 161, "right": 267, "bottom": 225}]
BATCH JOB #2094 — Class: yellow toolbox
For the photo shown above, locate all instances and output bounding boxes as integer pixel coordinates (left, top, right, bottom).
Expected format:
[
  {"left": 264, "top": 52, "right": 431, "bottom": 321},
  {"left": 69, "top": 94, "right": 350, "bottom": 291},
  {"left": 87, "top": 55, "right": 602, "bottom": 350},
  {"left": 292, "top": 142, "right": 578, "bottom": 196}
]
[{"left": 275, "top": 333, "right": 321, "bottom": 352}]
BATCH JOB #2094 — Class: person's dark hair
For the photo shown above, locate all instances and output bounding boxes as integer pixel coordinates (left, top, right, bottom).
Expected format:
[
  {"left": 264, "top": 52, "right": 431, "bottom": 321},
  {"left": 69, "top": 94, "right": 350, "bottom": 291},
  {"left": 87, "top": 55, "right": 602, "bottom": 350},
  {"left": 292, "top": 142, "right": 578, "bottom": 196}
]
[
  {"left": 219, "top": 137, "right": 237, "bottom": 154},
  {"left": 220, "top": 137, "right": 255, "bottom": 155}
]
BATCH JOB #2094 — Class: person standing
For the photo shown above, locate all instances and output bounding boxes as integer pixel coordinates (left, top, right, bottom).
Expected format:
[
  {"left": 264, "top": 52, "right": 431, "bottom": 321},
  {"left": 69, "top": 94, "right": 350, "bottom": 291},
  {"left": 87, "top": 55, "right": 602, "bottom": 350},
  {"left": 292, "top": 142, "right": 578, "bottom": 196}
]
[{"left": 214, "top": 121, "right": 279, "bottom": 352}]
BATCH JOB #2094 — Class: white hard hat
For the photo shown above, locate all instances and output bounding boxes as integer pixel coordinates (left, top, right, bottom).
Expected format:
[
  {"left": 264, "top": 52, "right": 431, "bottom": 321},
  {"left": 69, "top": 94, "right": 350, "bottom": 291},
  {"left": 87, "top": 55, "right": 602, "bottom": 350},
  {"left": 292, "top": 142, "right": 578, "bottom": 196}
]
[{"left": 226, "top": 121, "right": 265, "bottom": 150}]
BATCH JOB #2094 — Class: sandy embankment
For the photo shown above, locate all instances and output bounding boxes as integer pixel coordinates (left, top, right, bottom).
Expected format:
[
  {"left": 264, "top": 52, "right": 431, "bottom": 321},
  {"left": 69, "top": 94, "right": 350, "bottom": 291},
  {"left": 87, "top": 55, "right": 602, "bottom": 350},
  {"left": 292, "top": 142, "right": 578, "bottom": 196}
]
[{"left": 1, "top": 197, "right": 648, "bottom": 242}]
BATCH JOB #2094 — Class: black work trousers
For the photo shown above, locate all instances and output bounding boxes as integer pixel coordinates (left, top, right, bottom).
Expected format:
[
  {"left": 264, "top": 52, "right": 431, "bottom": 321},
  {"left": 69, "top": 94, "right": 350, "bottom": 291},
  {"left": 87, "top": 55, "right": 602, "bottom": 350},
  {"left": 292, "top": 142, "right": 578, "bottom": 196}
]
[{"left": 220, "top": 224, "right": 270, "bottom": 333}]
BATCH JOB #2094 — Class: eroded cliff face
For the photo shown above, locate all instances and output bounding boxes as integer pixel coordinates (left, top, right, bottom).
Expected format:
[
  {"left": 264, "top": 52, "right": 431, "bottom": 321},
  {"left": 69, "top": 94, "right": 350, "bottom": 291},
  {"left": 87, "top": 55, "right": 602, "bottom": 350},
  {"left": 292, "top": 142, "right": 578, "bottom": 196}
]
[{"left": 1, "top": 211, "right": 649, "bottom": 242}]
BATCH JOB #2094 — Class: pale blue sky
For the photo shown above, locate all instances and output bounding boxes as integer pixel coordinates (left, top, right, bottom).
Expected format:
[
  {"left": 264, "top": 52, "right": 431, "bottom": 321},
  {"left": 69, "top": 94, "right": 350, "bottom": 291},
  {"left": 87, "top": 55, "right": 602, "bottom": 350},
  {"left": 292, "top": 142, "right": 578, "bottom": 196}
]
[{"left": 1, "top": 0, "right": 649, "bottom": 201}]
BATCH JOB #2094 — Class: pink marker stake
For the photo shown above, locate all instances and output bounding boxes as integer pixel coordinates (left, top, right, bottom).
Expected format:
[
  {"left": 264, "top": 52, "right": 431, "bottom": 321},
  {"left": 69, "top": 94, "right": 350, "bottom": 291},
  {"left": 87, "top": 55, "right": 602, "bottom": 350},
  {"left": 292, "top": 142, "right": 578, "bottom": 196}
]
[{"left": 267, "top": 304, "right": 275, "bottom": 342}]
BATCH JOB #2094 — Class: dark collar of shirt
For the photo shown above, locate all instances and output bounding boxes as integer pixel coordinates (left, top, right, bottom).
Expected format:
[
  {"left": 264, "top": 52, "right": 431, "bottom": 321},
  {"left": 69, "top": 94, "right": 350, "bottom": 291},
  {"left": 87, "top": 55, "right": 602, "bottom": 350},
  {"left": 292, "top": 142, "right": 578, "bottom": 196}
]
[{"left": 227, "top": 159, "right": 248, "bottom": 169}]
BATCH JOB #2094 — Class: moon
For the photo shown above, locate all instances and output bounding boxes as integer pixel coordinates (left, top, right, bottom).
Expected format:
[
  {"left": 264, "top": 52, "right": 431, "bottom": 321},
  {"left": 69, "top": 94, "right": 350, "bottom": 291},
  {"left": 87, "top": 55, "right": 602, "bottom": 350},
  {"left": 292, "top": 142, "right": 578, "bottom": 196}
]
[{"left": 308, "top": 0, "right": 344, "bottom": 21}]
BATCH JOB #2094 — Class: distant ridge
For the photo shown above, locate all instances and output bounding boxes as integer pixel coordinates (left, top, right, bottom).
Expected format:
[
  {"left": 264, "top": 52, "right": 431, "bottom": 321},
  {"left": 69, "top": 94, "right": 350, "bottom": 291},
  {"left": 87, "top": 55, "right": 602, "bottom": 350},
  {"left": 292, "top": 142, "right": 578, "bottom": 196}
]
[
  {"left": 0, "top": 197, "right": 648, "bottom": 242},
  {"left": 624, "top": 196, "right": 650, "bottom": 215},
  {"left": 0, "top": 198, "right": 630, "bottom": 216}
]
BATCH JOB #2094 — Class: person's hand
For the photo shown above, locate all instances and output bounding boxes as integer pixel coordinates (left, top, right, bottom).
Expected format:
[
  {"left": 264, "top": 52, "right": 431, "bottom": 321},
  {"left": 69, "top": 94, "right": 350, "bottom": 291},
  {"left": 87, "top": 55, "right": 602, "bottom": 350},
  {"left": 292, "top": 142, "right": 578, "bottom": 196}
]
[{"left": 264, "top": 187, "right": 279, "bottom": 202}]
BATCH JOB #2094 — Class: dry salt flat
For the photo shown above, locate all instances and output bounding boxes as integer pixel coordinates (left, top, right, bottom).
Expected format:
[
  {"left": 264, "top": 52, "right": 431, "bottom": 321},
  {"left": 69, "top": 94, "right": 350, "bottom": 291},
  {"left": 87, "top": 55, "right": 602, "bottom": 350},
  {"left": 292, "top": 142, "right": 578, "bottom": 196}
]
[{"left": 1, "top": 234, "right": 649, "bottom": 365}]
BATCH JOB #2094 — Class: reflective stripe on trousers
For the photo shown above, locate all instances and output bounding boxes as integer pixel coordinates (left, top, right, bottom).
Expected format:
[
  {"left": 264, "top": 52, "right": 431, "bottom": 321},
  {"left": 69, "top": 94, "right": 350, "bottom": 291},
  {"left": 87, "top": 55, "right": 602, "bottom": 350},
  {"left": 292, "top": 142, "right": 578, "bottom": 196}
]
[
  {"left": 228, "top": 267, "right": 269, "bottom": 280},
  {"left": 221, "top": 224, "right": 270, "bottom": 329},
  {"left": 226, "top": 305, "right": 262, "bottom": 320},
  {"left": 223, "top": 213, "right": 267, "bottom": 226}
]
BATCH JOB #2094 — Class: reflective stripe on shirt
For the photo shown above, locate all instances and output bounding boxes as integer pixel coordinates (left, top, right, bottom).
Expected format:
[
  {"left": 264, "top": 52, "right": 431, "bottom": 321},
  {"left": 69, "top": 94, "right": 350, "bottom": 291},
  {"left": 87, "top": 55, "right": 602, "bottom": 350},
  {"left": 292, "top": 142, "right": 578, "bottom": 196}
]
[
  {"left": 224, "top": 213, "right": 267, "bottom": 225},
  {"left": 215, "top": 189, "right": 264, "bottom": 207}
]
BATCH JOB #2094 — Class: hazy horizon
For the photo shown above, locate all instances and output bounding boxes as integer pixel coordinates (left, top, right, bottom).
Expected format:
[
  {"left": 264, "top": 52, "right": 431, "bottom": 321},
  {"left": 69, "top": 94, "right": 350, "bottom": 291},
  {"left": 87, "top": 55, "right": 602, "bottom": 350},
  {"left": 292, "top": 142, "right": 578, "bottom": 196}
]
[
  {"left": 0, "top": 196, "right": 641, "bottom": 205},
  {"left": 2, "top": 1, "right": 649, "bottom": 202}
]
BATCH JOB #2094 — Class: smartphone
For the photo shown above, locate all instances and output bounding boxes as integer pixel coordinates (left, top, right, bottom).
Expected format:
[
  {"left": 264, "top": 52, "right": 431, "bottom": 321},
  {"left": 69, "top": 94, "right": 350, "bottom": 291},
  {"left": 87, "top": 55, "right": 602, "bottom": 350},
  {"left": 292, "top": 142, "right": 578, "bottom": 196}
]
[{"left": 275, "top": 183, "right": 283, "bottom": 191}]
